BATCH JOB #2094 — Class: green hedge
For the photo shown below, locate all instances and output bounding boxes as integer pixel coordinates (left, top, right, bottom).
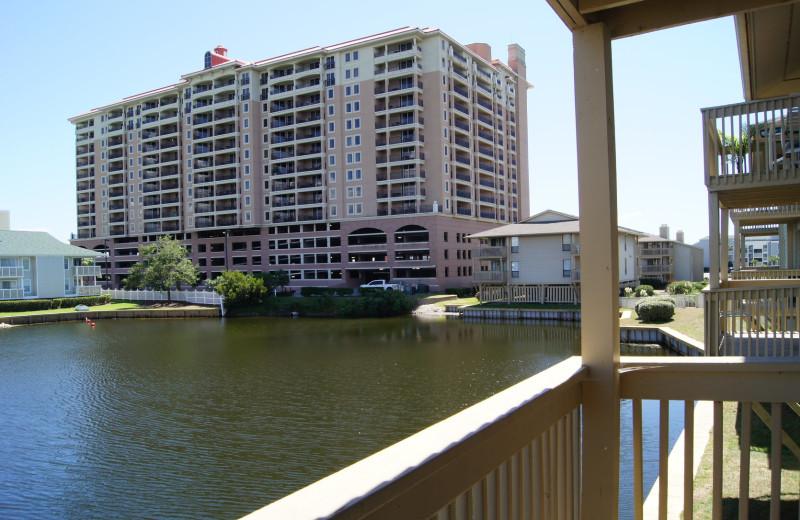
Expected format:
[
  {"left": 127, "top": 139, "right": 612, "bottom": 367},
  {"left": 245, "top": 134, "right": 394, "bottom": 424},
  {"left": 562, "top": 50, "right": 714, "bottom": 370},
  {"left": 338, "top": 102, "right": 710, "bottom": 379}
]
[
  {"left": 639, "top": 277, "right": 668, "bottom": 290},
  {"left": 637, "top": 299, "right": 675, "bottom": 323},
  {"left": 300, "top": 286, "right": 355, "bottom": 297},
  {"left": 634, "top": 284, "right": 655, "bottom": 297},
  {"left": 634, "top": 295, "right": 675, "bottom": 315},
  {"left": 446, "top": 287, "right": 475, "bottom": 298},
  {"left": 0, "top": 294, "right": 111, "bottom": 313},
  {"left": 338, "top": 290, "right": 413, "bottom": 318}
]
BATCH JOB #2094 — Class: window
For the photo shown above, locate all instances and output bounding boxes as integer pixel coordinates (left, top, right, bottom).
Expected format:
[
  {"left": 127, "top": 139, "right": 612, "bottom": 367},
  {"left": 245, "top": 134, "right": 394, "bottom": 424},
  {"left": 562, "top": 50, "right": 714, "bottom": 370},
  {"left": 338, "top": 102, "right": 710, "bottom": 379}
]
[
  {"left": 353, "top": 68, "right": 359, "bottom": 78},
  {"left": 562, "top": 234, "right": 572, "bottom": 251},
  {"left": 244, "top": 180, "right": 251, "bottom": 190},
  {"left": 346, "top": 102, "right": 352, "bottom": 113},
  {"left": 354, "top": 118, "right": 360, "bottom": 129},
  {"left": 445, "top": 180, "right": 450, "bottom": 193},
  {"left": 245, "top": 211, "right": 251, "bottom": 222},
  {"left": 328, "top": 105, "right": 335, "bottom": 116},
  {"left": 345, "top": 69, "right": 351, "bottom": 79},
  {"left": 245, "top": 196, "right": 251, "bottom": 206},
  {"left": 244, "top": 165, "right": 250, "bottom": 175},
  {"left": 353, "top": 50, "right": 359, "bottom": 60},
  {"left": 328, "top": 138, "right": 335, "bottom": 149},
  {"left": 243, "top": 102, "right": 249, "bottom": 113},
  {"left": 327, "top": 88, "right": 334, "bottom": 99},
  {"left": 563, "top": 259, "right": 571, "bottom": 278},
  {"left": 329, "top": 188, "right": 336, "bottom": 200},
  {"left": 244, "top": 149, "right": 250, "bottom": 159},
  {"left": 345, "top": 52, "right": 351, "bottom": 62},
  {"left": 346, "top": 203, "right": 363, "bottom": 215},
  {"left": 329, "top": 171, "right": 336, "bottom": 181},
  {"left": 330, "top": 205, "right": 337, "bottom": 216},
  {"left": 328, "top": 122, "right": 335, "bottom": 132},
  {"left": 354, "top": 101, "right": 360, "bottom": 111},
  {"left": 244, "top": 134, "right": 249, "bottom": 144},
  {"left": 443, "top": 109, "right": 447, "bottom": 121},
  {"left": 329, "top": 155, "right": 336, "bottom": 166},
  {"left": 444, "top": 232, "right": 448, "bottom": 242},
  {"left": 345, "top": 86, "right": 351, "bottom": 96},
  {"left": 511, "top": 236, "right": 519, "bottom": 253},
  {"left": 353, "top": 85, "right": 360, "bottom": 95}
]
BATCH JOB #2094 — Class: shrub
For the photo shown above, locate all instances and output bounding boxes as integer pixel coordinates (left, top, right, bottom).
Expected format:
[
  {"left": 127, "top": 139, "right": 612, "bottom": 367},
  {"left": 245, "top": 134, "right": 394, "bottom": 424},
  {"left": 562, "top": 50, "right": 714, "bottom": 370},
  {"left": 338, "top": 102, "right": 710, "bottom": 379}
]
[
  {"left": 692, "top": 281, "right": 708, "bottom": 292},
  {"left": 446, "top": 287, "right": 475, "bottom": 298},
  {"left": 634, "top": 284, "right": 655, "bottom": 297},
  {"left": 0, "top": 295, "right": 110, "bottom": 313},
  {"left": 634, "top": 295, "right": 675, "bottom": 315},
  {"left": 207, "top": 271, "right": 267, "bottom": 309},
  {"left": 637, "top": 299, "right": 675, "bottom": 323},
  {"left": 334, "top": 287, "right": 354, "bottom": 297},
  {"left": 338, "top": 290, "right": 413, "bottom": 318},
  {"left": 667, "top": 281, "right": 694, "bottom": 295},
  {"left": 639, "top": 277, "right": 668, "bottom": 290}
]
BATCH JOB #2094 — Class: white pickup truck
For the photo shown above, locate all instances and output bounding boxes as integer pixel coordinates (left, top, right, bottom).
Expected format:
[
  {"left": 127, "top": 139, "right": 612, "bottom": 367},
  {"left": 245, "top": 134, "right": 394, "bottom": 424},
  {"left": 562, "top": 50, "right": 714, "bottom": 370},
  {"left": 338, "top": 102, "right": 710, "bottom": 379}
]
[{"left": 359, "top": 280, "right": 402, "bottom": 291}]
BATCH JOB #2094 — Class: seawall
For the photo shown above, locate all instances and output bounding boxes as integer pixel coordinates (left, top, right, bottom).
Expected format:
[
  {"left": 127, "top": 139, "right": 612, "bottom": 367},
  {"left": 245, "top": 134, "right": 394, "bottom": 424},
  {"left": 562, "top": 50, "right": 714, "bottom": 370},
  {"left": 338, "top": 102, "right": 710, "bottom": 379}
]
[{"left": 0, "top": 307, "right": 220, "bottom": 326}]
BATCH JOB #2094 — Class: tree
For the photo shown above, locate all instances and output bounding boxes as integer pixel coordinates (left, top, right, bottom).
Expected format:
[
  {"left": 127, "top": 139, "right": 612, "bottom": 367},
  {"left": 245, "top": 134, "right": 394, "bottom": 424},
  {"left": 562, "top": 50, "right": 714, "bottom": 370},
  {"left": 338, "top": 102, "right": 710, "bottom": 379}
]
[
  {"left": 265, "top": 269, "right": 290, "bottom": 293},
  {"left": 124, "top": 235, "right": 198, "bottom": 300},
  {"left": 768, "top": 254, "right": 780, "bottom": 266},
  {"left": 207, "top": 270, "right": 267, "bottom": 308},
  {"left": 719, "top": 129, "right": 749, "bottom": 174}
]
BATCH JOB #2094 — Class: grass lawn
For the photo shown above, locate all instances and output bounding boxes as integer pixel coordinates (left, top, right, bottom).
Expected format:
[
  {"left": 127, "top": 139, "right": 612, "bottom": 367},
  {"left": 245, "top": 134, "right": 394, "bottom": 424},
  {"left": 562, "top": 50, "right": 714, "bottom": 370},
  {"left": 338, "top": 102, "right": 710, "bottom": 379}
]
[
  {"left": 691, "top": 401, "right": 800, "bottom": 519},
  {"left": 0, "top": 301, "right": 144, "bottom": 317},
  {"left": 620, "top": 306, "right": 705, "bottom": 342}
]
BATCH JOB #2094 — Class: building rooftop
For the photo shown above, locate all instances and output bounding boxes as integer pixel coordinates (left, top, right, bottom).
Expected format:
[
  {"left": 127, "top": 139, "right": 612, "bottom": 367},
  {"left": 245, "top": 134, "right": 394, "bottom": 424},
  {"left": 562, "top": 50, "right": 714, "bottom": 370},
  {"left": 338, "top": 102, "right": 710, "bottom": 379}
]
[{"left": 0, "top": 231, "right": 97, "bottom": 258}]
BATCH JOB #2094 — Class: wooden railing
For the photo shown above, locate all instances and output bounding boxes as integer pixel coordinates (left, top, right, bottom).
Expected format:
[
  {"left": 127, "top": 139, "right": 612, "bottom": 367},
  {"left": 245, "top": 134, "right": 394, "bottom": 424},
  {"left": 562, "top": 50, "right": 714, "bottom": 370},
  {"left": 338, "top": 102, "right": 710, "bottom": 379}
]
[
  {"left": 241, "top": 357, "right": 587, "bottom": 520},
  {"left": 729, "top": 269, "right": 800, "bottom": 280},
  {"left": 241, "top": 357, "right": 800, "bottom": 520},
  {"left": 702, "top": 94, "right": 800, "bottom": 189},
  {"left": 620, "top": 357, "right": 800, "bottom": 520},
  {"left": 704, "top": 284, "right": 800, "bottom": 356}
]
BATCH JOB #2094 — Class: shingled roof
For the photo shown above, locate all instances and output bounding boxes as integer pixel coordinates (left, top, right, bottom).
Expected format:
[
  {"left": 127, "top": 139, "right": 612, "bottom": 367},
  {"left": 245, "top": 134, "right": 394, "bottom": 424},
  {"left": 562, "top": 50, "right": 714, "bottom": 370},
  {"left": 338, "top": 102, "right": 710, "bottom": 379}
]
[{"left": 0, "top": 231, "right": 97, "bottom": 258}]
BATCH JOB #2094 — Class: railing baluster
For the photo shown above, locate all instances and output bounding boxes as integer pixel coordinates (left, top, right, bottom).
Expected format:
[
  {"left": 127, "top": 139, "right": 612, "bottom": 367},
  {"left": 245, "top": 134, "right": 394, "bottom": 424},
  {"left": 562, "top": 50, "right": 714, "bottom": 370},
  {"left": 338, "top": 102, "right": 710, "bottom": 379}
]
[
  {"left": 684, "top": 400, "right": 694, "bottom": 520},
  {"left": 739, "top": 402, "right": 751, "bottom": 520},
  {"left": 713, "top": 401, "right": 723, "bottom": 520},
  {"left": 633, "top": 399, "right": 644, "bottom": 520},
  {"left": 659, "top": 400, "right": 669, "bottom": 520},
  {"left": 771, "top": 402, "right": 782, "bottom": 520},
  {"left": 557, "top": 417, "right": 566, "bottom": 520},
  {"left": 532, "top": 437, "right": 543, "bottom": 520}
]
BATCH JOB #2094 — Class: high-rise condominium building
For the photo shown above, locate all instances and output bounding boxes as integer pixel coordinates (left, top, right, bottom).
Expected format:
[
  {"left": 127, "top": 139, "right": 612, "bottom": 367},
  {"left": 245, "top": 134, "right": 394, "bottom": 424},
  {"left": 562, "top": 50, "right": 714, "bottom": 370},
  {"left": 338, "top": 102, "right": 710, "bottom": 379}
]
[{"left": 70, "top": 27, "right": 529, "bottom": 290}]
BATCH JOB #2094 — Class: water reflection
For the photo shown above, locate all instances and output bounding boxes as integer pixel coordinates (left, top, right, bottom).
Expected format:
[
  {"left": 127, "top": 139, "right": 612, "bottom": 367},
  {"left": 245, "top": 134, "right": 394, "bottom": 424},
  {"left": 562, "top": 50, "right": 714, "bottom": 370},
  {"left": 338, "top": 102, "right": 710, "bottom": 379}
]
[{"left": 0, "top": 317, "right": 581, "bottom": 520}]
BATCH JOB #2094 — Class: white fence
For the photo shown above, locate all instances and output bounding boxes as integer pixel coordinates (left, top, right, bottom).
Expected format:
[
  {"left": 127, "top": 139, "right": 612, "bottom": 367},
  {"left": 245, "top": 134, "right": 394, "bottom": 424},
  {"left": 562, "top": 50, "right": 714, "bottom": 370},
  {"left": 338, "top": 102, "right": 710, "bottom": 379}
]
[
  {"left": 103, "top": 289, "right": 223, "bottom": 307},
  {"left": 619, "top": 294, "right": 703, "bottom": 309}
]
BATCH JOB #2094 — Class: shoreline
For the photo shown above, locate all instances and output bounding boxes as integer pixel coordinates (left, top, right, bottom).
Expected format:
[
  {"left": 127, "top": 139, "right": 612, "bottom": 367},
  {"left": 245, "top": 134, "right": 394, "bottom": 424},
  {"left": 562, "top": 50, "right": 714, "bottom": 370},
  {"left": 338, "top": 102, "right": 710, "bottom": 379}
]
[{"left": 0, "top": 305, "right": 220, "bottom": 327}]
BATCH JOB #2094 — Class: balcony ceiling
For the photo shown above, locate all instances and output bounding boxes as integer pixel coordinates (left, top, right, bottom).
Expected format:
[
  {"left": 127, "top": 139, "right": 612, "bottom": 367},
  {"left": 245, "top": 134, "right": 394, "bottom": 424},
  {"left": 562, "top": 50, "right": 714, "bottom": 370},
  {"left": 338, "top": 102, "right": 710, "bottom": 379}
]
[{"left": 546, "top": 0, "right": 800, "bottom": 100}]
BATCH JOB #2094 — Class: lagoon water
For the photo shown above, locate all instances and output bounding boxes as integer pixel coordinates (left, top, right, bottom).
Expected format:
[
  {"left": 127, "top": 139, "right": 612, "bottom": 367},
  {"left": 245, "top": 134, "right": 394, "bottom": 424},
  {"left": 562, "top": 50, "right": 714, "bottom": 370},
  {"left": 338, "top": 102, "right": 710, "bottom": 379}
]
[{"left": 0, "top": 316, "right": 587, "bottom": 519}]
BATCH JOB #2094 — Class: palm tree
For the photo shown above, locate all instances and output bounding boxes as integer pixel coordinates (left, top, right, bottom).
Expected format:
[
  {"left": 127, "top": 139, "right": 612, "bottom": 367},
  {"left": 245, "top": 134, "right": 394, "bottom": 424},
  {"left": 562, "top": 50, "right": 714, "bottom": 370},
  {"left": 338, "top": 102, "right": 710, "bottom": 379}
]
[{"left": 719, "top": 129, "right": 749, "bottom": 173}]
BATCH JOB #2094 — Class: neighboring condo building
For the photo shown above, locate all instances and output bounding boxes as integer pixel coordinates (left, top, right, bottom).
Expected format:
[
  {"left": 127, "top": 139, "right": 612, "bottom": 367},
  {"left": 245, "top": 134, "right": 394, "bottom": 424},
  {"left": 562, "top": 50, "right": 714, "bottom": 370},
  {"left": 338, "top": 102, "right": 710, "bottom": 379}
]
[
  {"left": 469, "top": 210, "right": 641, "bottom": 304},
  {"left": 69, "top": 27, "right": 530, "bottom": 291},
  {"left": 0, "top": 230, "right": 100, "bottom": 300},
  {"left": 639, "top": 225, "right": 704, "bottom": 283}
]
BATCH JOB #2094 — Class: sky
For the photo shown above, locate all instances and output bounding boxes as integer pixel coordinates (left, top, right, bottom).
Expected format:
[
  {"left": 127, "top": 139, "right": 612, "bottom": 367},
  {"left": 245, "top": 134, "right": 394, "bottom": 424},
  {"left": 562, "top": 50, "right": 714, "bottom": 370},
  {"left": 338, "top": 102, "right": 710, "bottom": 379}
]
[{"left": 0, "top": 0, "right": 744, "bottom": 245}]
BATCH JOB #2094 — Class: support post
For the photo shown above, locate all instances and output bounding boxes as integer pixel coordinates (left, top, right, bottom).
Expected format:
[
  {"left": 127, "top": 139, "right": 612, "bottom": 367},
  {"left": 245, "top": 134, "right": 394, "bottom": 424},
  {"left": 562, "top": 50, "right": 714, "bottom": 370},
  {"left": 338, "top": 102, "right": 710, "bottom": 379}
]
[
  {"left": 721, "top": 208, "right": 729, "bottom": 283},
  {"left": 574, "top": 22, "right": 620, "bottom": 519},
  {"left": 709, "top": 192, "right": 720, "bottom": 289}
]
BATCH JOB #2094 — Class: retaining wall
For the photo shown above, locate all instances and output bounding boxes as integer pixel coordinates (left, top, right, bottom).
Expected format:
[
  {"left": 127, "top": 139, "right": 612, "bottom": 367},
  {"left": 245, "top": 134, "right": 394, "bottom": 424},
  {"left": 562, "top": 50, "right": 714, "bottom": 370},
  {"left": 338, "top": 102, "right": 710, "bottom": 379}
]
[{"left": 0, "top": 307, "right": 220, "bottom": 326}]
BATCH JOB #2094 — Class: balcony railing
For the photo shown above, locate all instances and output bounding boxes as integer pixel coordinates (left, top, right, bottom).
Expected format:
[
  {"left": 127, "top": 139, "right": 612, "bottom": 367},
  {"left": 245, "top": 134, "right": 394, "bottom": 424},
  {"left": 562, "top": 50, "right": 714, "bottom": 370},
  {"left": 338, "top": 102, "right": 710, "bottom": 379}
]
[
  {"left": 703, "top": 94, "right": 800, "bottom": 189},
  {"left": 241, "top": 355, "right": 800, "bottom": 520},
  {"left": 729, "top": 269, "right": 800, "bottom": 280},
  {"left": 705, "top": 283, "right": 800, "bottom": 356},
  {"left": 74, "top": 265, "right": 101, "bottom": 277},
  {"left": 473, "top": 246, "right": 505, "bottom": 259}
]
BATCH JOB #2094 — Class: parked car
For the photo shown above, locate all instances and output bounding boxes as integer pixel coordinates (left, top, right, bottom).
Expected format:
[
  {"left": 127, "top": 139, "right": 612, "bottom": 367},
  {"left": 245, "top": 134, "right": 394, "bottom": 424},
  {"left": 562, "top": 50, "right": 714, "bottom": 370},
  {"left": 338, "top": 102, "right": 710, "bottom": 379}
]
[{"left": 360, "top": 280, "right": 401, "bottom": 291}]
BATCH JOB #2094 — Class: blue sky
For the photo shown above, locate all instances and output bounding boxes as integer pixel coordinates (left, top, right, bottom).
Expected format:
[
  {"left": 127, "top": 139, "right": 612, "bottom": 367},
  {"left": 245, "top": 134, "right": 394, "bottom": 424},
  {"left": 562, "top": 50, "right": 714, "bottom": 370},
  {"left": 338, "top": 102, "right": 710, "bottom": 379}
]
[{"left": 0, "top": 0, "right": 743, "bottom": 244}]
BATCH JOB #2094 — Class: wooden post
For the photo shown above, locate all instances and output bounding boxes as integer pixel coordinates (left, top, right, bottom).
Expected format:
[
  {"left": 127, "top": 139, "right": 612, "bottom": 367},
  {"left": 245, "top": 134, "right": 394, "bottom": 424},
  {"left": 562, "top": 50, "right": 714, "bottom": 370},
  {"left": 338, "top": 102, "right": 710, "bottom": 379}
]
[{"left": 574, "top": 22, "right": 620, "bottom": 519}]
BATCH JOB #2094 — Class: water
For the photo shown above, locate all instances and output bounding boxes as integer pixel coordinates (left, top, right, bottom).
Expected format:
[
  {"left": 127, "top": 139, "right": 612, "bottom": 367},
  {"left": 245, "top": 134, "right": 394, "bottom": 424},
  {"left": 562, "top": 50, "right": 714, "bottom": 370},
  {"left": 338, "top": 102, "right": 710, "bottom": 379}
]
[{"left": 0, "top": 316, "right": 583, "bottom": 520}]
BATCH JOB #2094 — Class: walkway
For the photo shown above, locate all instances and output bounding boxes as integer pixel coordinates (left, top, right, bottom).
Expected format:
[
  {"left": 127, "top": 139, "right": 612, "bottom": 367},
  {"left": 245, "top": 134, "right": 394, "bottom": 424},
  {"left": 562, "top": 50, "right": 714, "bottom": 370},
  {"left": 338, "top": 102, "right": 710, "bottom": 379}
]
[{"left": 642, "top": 400, "right": 715, "bottom": 519}]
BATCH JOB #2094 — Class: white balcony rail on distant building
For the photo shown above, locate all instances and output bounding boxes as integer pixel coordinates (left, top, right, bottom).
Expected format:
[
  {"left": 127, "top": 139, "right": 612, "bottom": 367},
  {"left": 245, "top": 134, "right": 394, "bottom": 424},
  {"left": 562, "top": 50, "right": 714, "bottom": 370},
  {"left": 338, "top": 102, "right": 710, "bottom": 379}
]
[
  {"left": 77, "top": 286, "right": 102, "bottom": 296},
  {"left": 0, "top": 266, "right": 23, "bottom": 278},
  {"left": 0, "top": 288, "right": 24, "bottom": 299},
  {"left": 74, "top": 265, "right": 102, "bottom": 277}
]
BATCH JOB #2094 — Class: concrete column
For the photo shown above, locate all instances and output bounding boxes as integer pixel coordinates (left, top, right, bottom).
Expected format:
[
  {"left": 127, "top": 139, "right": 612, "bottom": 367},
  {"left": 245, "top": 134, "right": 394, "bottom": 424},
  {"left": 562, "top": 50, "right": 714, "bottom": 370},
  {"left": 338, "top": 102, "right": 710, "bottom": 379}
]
[
  {"left": 709, "top": 192, "right": 720, "bottom": 288},
  {"left": 574, "top": 22, "right": 619, "bottom": 519},
  {"left": 733, "top": 221, "right": 741, "bottom": 271},
  {"left": 720, "top": 208, "right": 729, "bottom": 283}
]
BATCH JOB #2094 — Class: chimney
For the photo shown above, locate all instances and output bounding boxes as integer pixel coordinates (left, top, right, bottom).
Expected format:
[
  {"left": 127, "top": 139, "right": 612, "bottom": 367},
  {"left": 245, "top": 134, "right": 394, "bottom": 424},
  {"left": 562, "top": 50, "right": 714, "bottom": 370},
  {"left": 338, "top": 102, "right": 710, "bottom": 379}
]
[
  {"left": 676, "top": 230, "right": 685, "bottom": 243},
  {"left": 0, "top": 210, "right": 9, "bottom": 230},
  {"left": 214, "top": 45, "right": 228, "bottom": 57},
  {"left": 466, "top": 43, "right": 492, "bottom": 62},
  {"left": 507, "top": 43, "right": 526, "bottom": 78},
  {"left": 659, "top": 224, "right": 669, "bottom": 239}
]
